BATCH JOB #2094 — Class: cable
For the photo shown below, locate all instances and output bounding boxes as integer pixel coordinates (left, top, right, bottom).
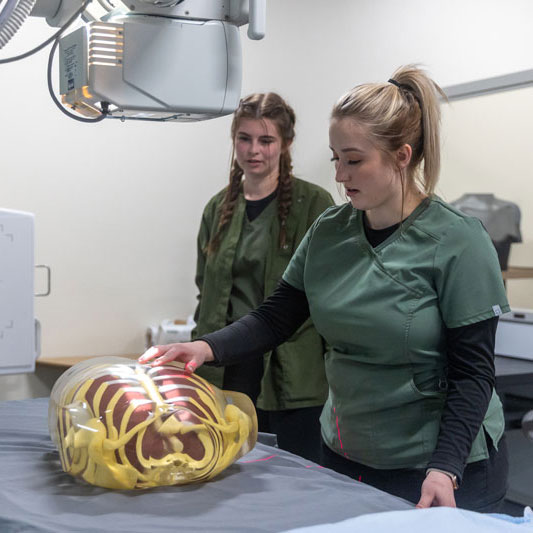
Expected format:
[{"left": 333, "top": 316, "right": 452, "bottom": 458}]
[
  {"left": 0, "top": 0, "right": 36, "bottom": 49},
  {"left": 47, "top": 35, "right": 107, "bottom": 122},
  {"left": 106, "top": 114, "right": 187, "bottom": 122},
  {"left": 96, "top": 0, "right": 115, "bottom": 12},
  {"left": 0, "top": 0, "right": 91, "bottom": 63}
]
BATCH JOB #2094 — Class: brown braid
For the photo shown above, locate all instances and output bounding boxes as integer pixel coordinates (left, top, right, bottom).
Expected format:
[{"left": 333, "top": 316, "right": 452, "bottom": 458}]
[
  {"left": 206, "top": 158, "right": 243, "bottom": 255},
  {"left": 277, "top": 150, "right": 293, "bottom": 248},
  {"left": 207, "top": 92, "right": 296, "bottom": 254}
]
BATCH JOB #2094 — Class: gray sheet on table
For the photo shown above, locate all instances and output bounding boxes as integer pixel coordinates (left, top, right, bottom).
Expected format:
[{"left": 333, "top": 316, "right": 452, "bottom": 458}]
[{"left": 0, "top": 397, "right": 412, "bottom": 532}]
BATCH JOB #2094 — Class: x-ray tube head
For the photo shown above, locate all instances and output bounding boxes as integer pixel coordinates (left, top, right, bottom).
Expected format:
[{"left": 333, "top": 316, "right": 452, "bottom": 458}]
[
  {"left": 59, "top": 15, "right": 243, "bottom": 121},
  {"left": 2, "top": 0, "right": 265, "bottom": 122}
]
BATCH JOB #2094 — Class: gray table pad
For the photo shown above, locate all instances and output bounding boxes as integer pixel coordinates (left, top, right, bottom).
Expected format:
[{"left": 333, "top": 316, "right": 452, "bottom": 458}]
[{"left": 0, "top": 397, "right": 412, "bottom": 532}]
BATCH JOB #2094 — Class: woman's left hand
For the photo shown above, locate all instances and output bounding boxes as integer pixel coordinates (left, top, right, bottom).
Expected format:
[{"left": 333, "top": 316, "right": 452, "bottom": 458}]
[{"left": 416, "top": 471, "right": 457, "bottom": 508}]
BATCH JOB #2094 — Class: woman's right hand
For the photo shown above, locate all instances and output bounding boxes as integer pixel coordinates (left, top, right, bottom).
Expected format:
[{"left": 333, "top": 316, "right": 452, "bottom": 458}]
[{"left": 138, "top": 340, "right": 215, "bottom": 373}]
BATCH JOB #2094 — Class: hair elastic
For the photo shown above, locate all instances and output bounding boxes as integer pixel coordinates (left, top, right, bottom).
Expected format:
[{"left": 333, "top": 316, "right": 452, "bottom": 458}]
[
  {"left": 388, "top": 78, "right": 421, "bottom": 107},
  {"left": 388, "top": 78, "right": 402, "bottom": 88}
]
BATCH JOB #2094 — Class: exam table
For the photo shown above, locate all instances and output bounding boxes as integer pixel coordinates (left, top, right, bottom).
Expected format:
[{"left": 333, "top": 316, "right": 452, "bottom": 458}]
[{"left": 0, "top": 397, "right": 412, "bottom": 532}]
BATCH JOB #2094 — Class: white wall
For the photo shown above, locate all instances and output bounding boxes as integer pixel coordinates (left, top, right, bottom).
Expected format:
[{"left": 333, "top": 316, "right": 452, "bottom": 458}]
[
  {"left": 2, "top": 0, "right": 533, "bottom": 399},
  {"left": 439, "top": 87, "right": 533, "bottom": 308}
]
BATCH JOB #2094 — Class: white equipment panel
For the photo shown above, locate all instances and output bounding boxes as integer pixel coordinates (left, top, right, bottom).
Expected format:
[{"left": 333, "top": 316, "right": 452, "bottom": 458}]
[
  {"left": 0, "top": 209, "right": 39, "bottom": 374},
  {"left": 495, "top": 309, "right": 533, "bottom": 361}
]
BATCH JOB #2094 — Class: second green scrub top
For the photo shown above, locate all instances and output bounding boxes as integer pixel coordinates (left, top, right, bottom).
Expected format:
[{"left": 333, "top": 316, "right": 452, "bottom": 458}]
[
  {"left": 193, "top": 178, "right": 334, "bottom": 411},
  {"left": 282, "top": 196, "right": 509, "bottom": 469}
]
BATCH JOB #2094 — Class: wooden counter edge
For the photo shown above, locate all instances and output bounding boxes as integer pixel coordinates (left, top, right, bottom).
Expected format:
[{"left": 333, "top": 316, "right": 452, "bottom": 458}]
[
  {"left": 502, "top": 267, "right": 533, "bottom": 280},
  {"left": 36, "top": 354, "right": 139, "bottom": 369}
]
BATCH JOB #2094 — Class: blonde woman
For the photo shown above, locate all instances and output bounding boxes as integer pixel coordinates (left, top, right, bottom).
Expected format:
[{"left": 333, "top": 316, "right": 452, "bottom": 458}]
[{"left": 141, "top": 68, "right": 508, "bottom": 511}]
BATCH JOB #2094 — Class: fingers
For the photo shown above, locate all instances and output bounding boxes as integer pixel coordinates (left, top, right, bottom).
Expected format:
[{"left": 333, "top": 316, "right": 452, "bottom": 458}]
[
  {"left": 138, "top": 346, "right": 161, "bottom": 363},
  {"left": 152, "top": 348, "right": 181, "bottom": 366},
  {"left": 415, "top": 492, "right": 433, "bottom": 509},
  {"left": 151, "top": 348, "right": 200, "bottom": 373},
  {"left": 138, "top": 343, "right": 198, "bottom": 370},
  {"left": 416, "top": 476, "right": 440, "bottom": 508},
  {"left": 416, "top": 474, "right": 457, "bottom": 509},
  {"left": 138, "top": 345, "right": 177, "bottom": 365},
  {"left": 137, "top": 341, "right": 210, "bottom": 372},
  {"left": 185, "top": 360, "right": 198, "bottom": 373},
  {"left": 415, "top": 484, "right": 435, "bottom": 509}
]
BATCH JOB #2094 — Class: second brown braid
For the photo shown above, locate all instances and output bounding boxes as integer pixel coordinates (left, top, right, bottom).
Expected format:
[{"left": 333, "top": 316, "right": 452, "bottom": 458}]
[
  {"left": 207, "top": 160, "right": 243, "bottom": 254},
  {"left": 277, "top": 151, "right": 293, "bottom": 249}
]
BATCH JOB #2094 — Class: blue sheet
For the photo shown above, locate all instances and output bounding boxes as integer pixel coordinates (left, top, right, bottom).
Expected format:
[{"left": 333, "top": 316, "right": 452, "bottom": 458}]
[{"left": 287, "top": 506, "right": 533, "bottom": 532}]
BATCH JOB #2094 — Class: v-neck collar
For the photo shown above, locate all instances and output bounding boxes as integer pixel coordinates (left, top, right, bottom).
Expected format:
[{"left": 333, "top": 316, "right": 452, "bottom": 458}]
[
  {"left": 244, "top": 192, "right": 278, "bottom": 224},
  {"left": 355, "top": 196, "right": 432, "bottom": 253}
]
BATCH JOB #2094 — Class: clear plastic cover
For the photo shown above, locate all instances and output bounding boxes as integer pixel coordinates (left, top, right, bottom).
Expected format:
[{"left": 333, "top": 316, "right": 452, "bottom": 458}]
[{"left": 48, "top": 357, "right": 257, "bottom": 489}]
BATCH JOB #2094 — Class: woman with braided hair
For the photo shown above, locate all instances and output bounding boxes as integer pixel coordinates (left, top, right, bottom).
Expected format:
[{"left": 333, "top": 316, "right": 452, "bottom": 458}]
[
  {"left": 190, "top": 92, "right": 334, "bottom": 463},
  {"left": 141, "top": 67, "right": 509, "bottom": 510}
]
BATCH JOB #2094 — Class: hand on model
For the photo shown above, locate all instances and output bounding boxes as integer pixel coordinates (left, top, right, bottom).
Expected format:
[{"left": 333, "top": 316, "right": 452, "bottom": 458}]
[
  {"left": 416, "top": 471, "right": 457, "bottom": 508},
  {"left": 138, "top": 340, "right": 214, "bottom": 373}
]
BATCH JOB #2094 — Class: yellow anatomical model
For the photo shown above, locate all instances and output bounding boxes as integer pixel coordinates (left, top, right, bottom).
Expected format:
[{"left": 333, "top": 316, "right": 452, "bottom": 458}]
[{"left": 48, "top": 357, "right": 257, "bottom": 489}]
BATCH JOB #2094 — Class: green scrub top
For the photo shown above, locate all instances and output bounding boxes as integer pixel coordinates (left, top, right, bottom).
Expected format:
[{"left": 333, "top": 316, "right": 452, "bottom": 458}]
[
  {"left": 227, "top": 198, "right": 278, "bottom": 323},
  {"left": 193, "top": 178, "right": 334, "bottom": 410},
  {"left": 282, "top": 197, "right": 509, "bottom": 469}
]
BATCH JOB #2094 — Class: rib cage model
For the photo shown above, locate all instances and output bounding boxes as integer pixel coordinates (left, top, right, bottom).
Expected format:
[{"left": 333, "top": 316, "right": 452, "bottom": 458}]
[{"left": 48, "top": 357, "right": 257, "bottom": 489}]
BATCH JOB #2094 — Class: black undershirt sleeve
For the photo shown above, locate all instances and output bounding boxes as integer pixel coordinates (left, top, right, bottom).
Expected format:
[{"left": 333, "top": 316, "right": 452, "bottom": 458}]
[
  {"left": 427, "top": 316, "right": 498, "bottom": 483},
  {"left": 199, "top": 279, "right": 310, "bottom": 366}
]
